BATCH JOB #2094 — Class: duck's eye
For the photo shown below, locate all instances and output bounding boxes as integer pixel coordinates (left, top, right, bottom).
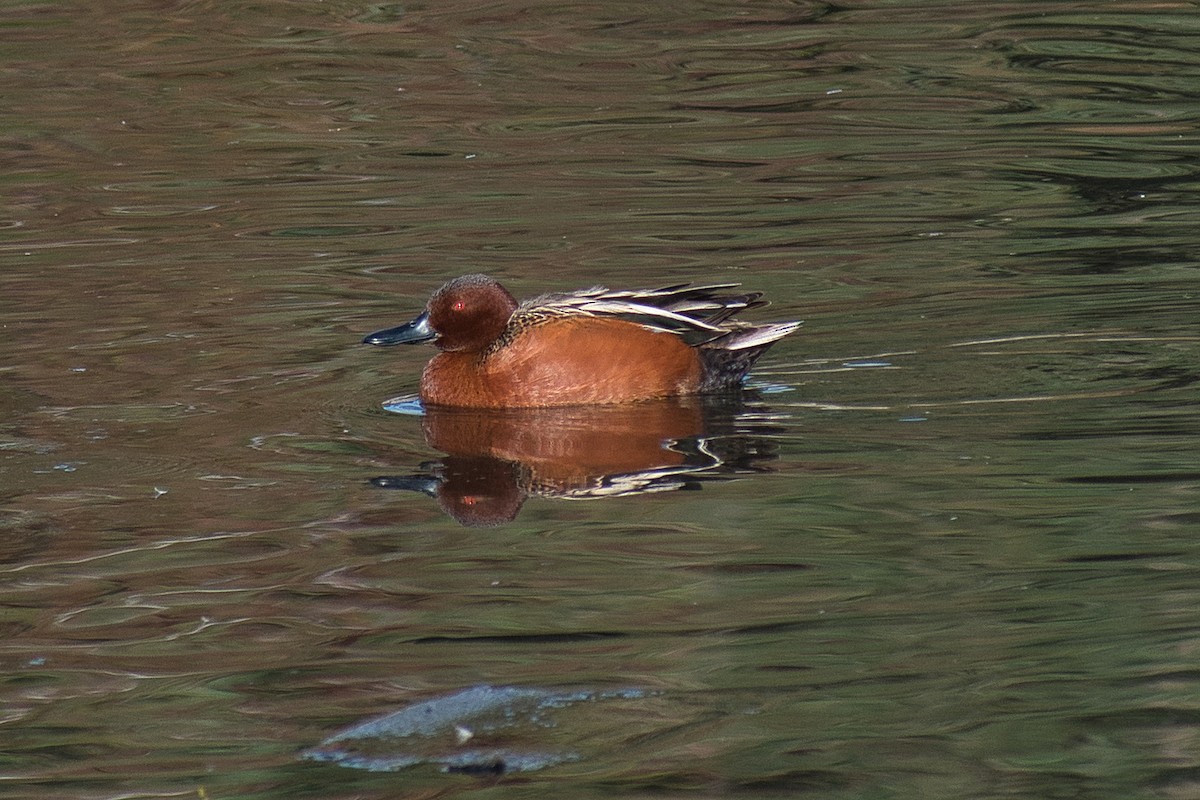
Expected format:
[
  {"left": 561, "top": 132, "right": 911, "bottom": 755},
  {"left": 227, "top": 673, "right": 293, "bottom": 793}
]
[{"left": 452, "top": 300, "right": 466, "bottom": 312}]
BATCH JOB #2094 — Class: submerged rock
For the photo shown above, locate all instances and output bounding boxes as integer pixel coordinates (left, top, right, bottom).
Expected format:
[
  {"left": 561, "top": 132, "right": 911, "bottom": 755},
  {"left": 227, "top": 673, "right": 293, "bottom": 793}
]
[{"left": 302, "top": 684, "right": 650, "bottom": 774}]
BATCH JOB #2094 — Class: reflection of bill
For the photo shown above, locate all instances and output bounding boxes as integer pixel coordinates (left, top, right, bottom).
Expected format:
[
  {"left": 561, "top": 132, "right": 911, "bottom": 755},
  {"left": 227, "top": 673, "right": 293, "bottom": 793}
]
[{"left": 369, "top": 395, "right": 783, "bottom": 526}]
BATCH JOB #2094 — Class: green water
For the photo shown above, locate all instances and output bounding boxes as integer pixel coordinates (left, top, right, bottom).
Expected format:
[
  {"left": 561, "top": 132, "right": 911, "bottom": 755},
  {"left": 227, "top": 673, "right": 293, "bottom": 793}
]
[{"left": 2, "top": 1, "right": 1198, "bottom": 798}]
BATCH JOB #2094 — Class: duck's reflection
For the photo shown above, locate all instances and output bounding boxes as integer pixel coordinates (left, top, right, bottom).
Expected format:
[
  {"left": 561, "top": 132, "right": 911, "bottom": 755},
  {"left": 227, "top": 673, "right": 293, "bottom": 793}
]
[{"left": 369, "top": 394, "right": 782, "bottom": 526}]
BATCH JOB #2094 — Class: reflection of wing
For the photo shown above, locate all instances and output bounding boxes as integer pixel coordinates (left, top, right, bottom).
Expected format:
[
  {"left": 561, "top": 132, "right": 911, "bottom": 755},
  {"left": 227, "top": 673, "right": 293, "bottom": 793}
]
[{"left": 534, "top": 438, "right": 729, "bottom": 500}]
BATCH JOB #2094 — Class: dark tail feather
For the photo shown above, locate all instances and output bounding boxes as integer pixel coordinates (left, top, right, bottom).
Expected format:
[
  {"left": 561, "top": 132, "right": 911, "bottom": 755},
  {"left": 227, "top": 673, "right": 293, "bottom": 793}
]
[
  {"left": 697, "top": 344, "right": 772, "bottom": 391},
  {"left": 697, "top": 321, "right": 801, "bottom": 391}
]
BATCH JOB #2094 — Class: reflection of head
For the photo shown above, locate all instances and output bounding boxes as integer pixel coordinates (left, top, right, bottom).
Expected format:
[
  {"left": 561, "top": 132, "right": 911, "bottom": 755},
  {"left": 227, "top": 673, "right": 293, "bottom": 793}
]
[
  {"left": 372, "top": 456, "right": 525, "bottom": 527},
  {"left": 432, "top": 456, "right": 525, "bottom": 527}
]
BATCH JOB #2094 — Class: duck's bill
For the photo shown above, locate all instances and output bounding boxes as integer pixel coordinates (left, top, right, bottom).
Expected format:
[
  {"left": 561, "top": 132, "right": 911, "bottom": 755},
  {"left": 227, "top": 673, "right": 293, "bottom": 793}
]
[{"left": 362, "top": 312, "right": 438, "bottom": 346}]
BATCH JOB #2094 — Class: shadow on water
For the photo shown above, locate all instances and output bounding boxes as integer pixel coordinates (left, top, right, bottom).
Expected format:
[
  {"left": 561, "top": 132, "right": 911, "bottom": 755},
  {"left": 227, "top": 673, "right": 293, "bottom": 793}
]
[{"left": 366, "top": 392, "right": 785, "bottom": 526}]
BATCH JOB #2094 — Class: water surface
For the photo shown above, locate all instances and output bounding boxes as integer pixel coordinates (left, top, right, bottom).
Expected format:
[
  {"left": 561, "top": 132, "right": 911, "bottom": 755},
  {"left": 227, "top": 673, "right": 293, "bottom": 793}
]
[{"left": 2, "top": 2, "right": 1199, "bottom": 798}]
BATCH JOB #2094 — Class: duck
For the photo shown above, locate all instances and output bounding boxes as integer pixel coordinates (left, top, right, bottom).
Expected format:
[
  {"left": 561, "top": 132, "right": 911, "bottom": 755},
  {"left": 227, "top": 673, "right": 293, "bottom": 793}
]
[{"left": 362, "top": 273, "right": 799, "bottom": 408}]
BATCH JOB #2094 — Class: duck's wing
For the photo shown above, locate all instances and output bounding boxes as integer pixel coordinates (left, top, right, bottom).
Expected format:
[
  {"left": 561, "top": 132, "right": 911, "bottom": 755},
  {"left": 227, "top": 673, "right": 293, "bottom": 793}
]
[{"left": 523, "top": 283, "right": 773, "bottom": 344}]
